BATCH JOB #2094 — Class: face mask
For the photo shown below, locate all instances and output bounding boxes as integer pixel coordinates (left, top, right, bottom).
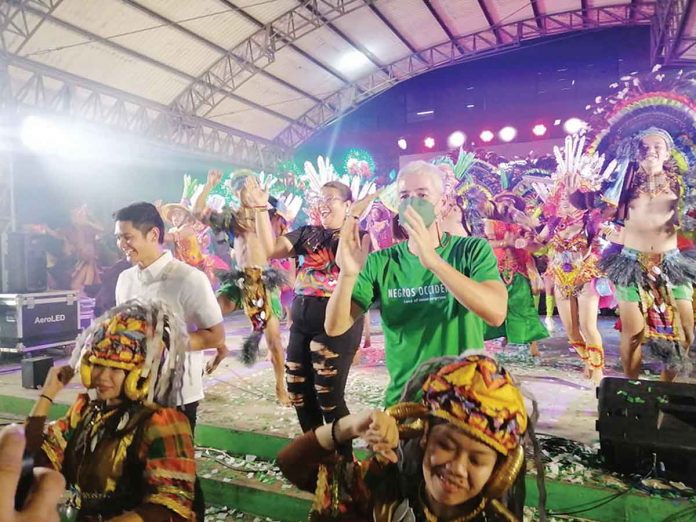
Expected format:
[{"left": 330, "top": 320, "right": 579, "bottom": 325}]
[{"left": 398, "top": 197, "right": 436, "bottom": 229}]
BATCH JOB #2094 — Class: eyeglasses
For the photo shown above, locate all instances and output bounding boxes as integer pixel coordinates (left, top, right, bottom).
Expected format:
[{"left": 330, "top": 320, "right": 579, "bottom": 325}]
[{"left": 316, "top": 196, "right": 345, "bottom": 205}]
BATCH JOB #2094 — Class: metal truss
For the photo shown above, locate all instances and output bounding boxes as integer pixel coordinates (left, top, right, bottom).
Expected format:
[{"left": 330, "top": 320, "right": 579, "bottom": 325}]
[
  {"left": 170, "top": 0, "right": 369, "bottom": 117},
  {"left": 651, "top": 0, "right": 696, "bottom": 66},
  {"left": 0, "top": 150, "right": 16, "bottom": 235},
  {"left": 0, "top": 54, "right": 289, "bottom": 170},
  {"left": 0, "top": 0, "right": 65, "bottom": 54},
  {"left": 275, "top": 3, "right": 657, "bottom": 149}
]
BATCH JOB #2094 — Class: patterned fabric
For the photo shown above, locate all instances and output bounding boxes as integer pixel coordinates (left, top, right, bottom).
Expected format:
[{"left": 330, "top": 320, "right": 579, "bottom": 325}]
[
  {"left": 284, "top": 226, "right": 352, "bottom": 298},
  {"left": 602, "top": 247, "right": 696, "bottom": 374},
  {"left": 548, "top": 211, "right": 603, "bottom": 298},
  {"left": 85, "top": 311, "right": 149, "bottom": 371},
  {"left": 218, "top": 266, "right": 287, "bottom": 365},
  {"left": 139, "top": 408, "right": 197, "bottom": 519},
  {"left": 41, "top": 394, "right": 195, "bottom": 520},
  {"left": 421, "top": 356, "right": 527, "bottom": 456},
  {"left": 485, "top": 220, "right": 533, "bottom": 285}
]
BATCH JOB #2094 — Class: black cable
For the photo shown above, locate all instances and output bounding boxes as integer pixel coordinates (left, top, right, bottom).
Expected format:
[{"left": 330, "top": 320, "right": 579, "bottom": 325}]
[{"left": 660, "top": 505, "right": 696, "bottom": 522}]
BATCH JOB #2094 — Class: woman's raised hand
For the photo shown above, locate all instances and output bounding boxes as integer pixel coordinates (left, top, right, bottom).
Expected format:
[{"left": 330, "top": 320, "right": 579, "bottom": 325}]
[
  {"left": 240, "top": 176, "right": 269, "bottom": 208},
  {"left": 336, "top": 217, "right": 370, "bottom": 277}
]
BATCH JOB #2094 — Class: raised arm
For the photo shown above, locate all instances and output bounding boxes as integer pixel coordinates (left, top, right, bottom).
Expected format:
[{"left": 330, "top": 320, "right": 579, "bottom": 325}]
[
  {"left": 403, "top": 207, "right": 507, "bottom": 326},
  {"left": 192, "top": 169, "right": 222, "bottom": 222},
  {"left": 325, "top": 218, "right": 371, "bottom": 336},
  {"left": 277, "top": 409, "right": 398, "bottom": 491}
]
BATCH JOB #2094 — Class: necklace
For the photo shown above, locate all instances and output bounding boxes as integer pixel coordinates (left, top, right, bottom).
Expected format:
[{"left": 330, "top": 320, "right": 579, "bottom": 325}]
[
  {"left": 635, "top": 170, "right": 675, "bottom": 199},
  {"left": 420, "top": 484, "right": 486, "bottom": 522}
]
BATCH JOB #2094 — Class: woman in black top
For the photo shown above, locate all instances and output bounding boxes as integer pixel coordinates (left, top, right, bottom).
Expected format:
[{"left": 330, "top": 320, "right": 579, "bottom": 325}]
[{"left": 252, "top": 179, "right": 370, "bottom": 432}]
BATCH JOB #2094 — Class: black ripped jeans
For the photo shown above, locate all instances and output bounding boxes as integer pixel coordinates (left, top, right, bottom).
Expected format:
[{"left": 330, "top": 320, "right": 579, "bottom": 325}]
[{"left": 286, "top": 295, "right": 365, "bottom": 432}]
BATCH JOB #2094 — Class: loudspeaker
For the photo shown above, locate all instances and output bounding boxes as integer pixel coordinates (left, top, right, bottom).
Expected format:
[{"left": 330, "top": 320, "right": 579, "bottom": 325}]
[
  {"left": 597, "top": 377, "right": 696, "bottom": 486},
  {"left": 21, "top": 355, "right": 53, "bottom": 389},
  {"left": 1, "top": 232, "right": 47, "bottom": 293}
]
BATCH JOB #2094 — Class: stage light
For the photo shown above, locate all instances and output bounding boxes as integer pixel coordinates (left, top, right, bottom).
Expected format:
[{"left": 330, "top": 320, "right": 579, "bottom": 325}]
[
  {"left": 499, "top": 126, "right": 517, "bottom": 142},
  {"left": 563, "top": 117, "right": 586, "bottom": 134},
  {"left": 21, "top": 116, "right": 59, "bottom": 152},
  {"left": 20, "top": 115, "right": 111, "bottom": 160},
  {"left": 447, "top": 131, "right": 466, "bottom": 148},
  {"left": 338, "top": 51, "right": 369, "bottom": 71},
  {"left": 479, "top": 130, "right": 494, "bottom": 143},
  {"left": 397, "top": 138, "right": 407, "bottom": 150},
  {"left": 532, "top": 124, "right": 548, "bottom": 137},
  {"left": 424, "top": 136, "right": 435, "bottom": 149},
  {"left": 554, "top": 119, "right": 562, "bottom": 126}
]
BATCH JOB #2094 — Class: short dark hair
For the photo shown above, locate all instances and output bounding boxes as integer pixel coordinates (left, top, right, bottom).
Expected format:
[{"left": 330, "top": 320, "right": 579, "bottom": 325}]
[
  {"left": 322, "top": 181, "right": 353, "bottom": 202},
  {"left": 113, "top": 202, "right": 165, "bottom": 244}
]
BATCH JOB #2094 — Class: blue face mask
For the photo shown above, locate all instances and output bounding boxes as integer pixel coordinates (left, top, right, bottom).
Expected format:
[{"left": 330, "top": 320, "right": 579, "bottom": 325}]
[{"left": 398, "top": 197, "right": 436, "bottom": 229}]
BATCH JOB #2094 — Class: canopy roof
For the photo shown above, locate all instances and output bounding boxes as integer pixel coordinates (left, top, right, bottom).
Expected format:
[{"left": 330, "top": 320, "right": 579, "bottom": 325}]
[{"left": 2, "top": 0, "right": 690, "bottom": 169}]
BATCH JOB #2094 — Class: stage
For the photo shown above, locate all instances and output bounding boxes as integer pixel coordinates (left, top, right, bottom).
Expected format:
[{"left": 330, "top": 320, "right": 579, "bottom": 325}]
[{"left": 1, "top": 311, "right": 694, "bottom": 521}]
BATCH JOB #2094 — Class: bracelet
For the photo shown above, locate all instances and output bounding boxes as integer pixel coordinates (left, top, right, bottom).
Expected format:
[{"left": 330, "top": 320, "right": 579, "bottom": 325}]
[
  {"left": 331, "top": 418, "right": 342, "bottom": 448},
  {"left": 40, "top": 394, "right": 54, "bottom": 404}
]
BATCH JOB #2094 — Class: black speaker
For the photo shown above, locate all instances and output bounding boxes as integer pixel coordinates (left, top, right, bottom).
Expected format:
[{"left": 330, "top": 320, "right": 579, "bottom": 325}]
[
  {"left": 21, "top": 355, "right": 53, "bottom": 389},
  {"left": 597, "top": 377, "right": 696, "bottom": 486},
  {"left": 1, "top": 232, "right": 47, "bottom": 293}
]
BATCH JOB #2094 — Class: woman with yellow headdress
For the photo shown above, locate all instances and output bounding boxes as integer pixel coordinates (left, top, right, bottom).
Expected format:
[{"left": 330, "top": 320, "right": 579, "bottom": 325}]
[
  {"left": 24, "top": 300, "right": 197, "bottom": 521},
  {"left": 278, "top": 355, "right": 527, "bottom": 521}
]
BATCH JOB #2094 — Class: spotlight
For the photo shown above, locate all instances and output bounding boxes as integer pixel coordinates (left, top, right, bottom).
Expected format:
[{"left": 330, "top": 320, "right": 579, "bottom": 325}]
[
  {"left": 563, "top": 117, "right": 586, "bottom": 134},
  {"left": 338, "top": 51, "right": 369, "bottom": 72},
  {"left": 499, "top": 126, "right": 517, "bottom": 143},
  {"left": 447, "top": 131, "right": 466, "bottom": 148},
  {"left": 21, "top": 116, "right": 59, "bottom": 152},
  {"left": 532, "top": 124, "right": 548, "bottom": 137},
  {"left": 397, "top": 138, "right": 407, "bottom": 150},
  {"left": 20, "top": 115, "right": 110, "bottom": 160},
  {"left": 553, "top": 119, "right": 562, "bottom": 126},
  {"left": 424, "top": 136, "right": 435, "bottom": 149},
  {"left": 479, "top": 130, "right": 494, "bottom": 143}
]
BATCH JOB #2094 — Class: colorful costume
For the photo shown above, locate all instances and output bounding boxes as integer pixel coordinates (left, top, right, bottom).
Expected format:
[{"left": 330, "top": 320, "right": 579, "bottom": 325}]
[
  {"left": 578, "top": 69, "right": 696, "bottom": 375},
  {"left": 277, "top": 355, "right": 528, "bottom": 522},
  {"left": 484, "top": 218, "right": 549, "bottom": 345},
  {"left": 160, "top": 202, "right": 229, "bottom": 285},
  {"left": 546, "top": 210, "right": 604, "bottom": 300},
  {"left": 25, "top": 301, "right": 196, "bottom": 521},
  {"left": 208, "top": 206, "right": 286, "bottom": 365},
  {"left": 218, "top": 265, "right": 286, "bottom": 364}
]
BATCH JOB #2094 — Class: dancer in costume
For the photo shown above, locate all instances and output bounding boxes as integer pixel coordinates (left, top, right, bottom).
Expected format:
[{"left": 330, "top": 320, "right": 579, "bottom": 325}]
[
  {"left": 193, "top": 169, "right": 290, "bottom": 406},
  {"left": 537, "top": 137, "right": 608, "bottom": 384},
  {"left": 65, "top": 205, "right": 103, "bottom": 292},
  {"left": 25, "top": 300, "right": 196, "bottom": 521},
  {"left": 575, "top": 70, "right": 696, "bottom": 380},
  {"left": 483, "top": 193, "right": 548, "bottom": 356},
  {"left": 366, "top": 202, "right": 395, "bottom": 251},
  {"left": 277, "top": 355, "right": 527, "bottom": 521},
  {"left": 160, "top": 202, "right": 229, "bottom": 286},
  {"left": 251, "top": 174, "right": 367, "bottom": 433}
]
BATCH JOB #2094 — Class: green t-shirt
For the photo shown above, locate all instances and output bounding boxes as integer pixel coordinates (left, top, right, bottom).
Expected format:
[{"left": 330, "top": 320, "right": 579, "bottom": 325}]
[{"left": 351, "top": 234, "right": 501, "bottom": 406}]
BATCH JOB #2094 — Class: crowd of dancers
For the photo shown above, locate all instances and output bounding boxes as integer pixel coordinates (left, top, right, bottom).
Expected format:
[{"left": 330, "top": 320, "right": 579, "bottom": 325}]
[{"left": 6, "top": 68, "right": 696, "bottom": 521}]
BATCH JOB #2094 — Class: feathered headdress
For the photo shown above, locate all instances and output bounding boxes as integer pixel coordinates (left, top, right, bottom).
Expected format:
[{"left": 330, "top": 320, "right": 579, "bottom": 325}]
[
  {"left": 583, "top": 67, "right": 696, "bottom": 219},
  {"left": 70, "top": 300, "right": 188, "bottom": 407}
]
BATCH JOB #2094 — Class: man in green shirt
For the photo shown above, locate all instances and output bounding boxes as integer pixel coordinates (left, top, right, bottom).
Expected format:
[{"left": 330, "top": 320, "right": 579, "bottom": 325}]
[{"left": 326, "top": 161, "right": 507, "bottom": 405}]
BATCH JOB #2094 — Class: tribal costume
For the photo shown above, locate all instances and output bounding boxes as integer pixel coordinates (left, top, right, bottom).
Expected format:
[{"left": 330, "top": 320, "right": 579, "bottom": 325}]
[
  {"left": 546, "top": 210, "right": 604, "bottom": 300},
  {"left": 577, "top": 69, "right": 696, "bottom": 375},
  {"left": 25, "top": 301, "right": 196, "bottom": 521},
  {"left": 278, "top": 355, "right": 528, "bottom": 522},
  {"left": 484, "top": 217, "right": 549, "bottom": 345},
  {"left": 218, "top": 265, "right": 286, "bottom": 364},
  {"left": 207, "top": 205, "right": 287, "bottom": 364}
]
